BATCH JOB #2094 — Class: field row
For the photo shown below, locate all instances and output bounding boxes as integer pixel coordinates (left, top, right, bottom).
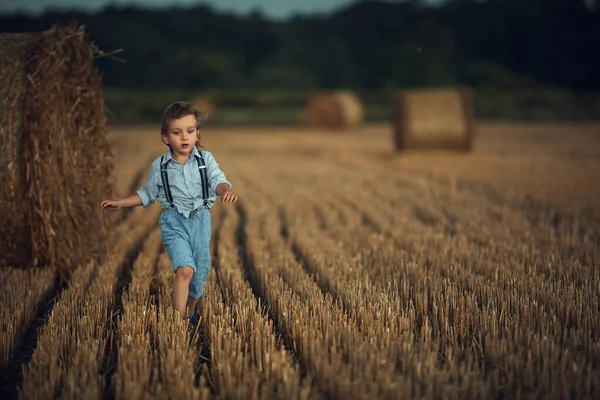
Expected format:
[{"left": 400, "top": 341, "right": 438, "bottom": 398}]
[{"left": 2, "top": 131, "right": 599, "bottom": 398}]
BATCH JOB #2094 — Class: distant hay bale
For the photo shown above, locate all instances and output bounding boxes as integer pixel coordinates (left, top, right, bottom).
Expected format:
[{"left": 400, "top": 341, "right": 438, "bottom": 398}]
[
  {"left": 0, "top": 24, "right": 113, "bottom": 274},
  {"left": 305, "top": 91, "right": 364, "bottom": 130},
  {"left": 191, "top": 96, "right": 217, "bottom": 121},
  {"left": 393, "top": 87, "right": 476, "bottom": 151}
]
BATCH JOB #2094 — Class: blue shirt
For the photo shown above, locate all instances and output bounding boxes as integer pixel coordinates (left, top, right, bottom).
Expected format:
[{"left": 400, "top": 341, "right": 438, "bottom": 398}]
[{"left": 136, "top": 146, "right": 231, "bottom": 217}]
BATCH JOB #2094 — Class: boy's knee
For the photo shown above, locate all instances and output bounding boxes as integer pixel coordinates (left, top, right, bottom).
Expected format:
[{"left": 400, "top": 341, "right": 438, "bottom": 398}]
[{"left": 175, "top": 266, "right": 194, "bottom": 281}]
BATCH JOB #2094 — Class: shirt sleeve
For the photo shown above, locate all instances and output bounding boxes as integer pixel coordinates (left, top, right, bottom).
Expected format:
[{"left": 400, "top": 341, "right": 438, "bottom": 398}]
[
  {"left": 135, "top": 159, "right": 160, "bottom": 208},
  {"left": 205, "top": 151, "right": 231, "bottom": 194}
]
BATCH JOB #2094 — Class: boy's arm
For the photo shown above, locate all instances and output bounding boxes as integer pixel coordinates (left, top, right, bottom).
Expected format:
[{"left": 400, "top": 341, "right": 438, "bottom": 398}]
[
  {"left": 101, "top": 160, "right": 159, "bottom": 213},
  {"left": 206, "top": 152, "right": 232, "bottom": 195},
  {"left": 100, "top": 193, "right": 142, "bottom": 213},
  {"left": 135, "top": 160, "right": 161, "bottom": 207},
  {"left": 215, "top": 182, "right": 231, "bottom": 196},
  {"left": 119, "top": 194, "right": 143, "bottom": 208}
]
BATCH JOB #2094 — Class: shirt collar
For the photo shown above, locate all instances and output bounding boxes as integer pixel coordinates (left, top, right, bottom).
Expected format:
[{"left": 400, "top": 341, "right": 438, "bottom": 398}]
[{"left": 161, "top": 146, "right": 200, "bottom": 165}]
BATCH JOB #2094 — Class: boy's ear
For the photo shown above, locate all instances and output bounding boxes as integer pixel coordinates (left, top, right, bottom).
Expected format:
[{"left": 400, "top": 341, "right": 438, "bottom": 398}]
[{"left": 161, "top": 134, "right": 169, "bottom": 146}]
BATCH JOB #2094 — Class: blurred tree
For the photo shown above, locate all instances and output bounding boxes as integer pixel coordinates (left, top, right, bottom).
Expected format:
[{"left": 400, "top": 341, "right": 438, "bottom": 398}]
[
  {"left": 250, "top": 65, "right": 317, "bottom": 89},
  {"left": 268, "top": 18, "right": 357, "bottom": 88},
  {"left": 168, "top": 48, "right": 240, "bottom": 89},
  {"left": 460, "top": 62, "right": 540, "bottom": 89},
  {"left": 0, "top": 0, "right": 598, "bottom": 91}
]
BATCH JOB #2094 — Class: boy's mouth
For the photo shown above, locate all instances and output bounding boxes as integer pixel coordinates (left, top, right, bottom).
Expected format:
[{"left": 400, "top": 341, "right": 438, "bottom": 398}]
[{"left": 181, "top": 144, "right": 190, "bottom": 148}]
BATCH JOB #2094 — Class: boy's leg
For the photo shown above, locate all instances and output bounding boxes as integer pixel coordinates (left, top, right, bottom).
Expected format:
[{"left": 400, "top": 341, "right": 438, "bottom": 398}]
[
  {"left": 185, "top": 296, "right": 198, "bottom": 314},
  {"left": 188, "top": 210, "right": 212, "bottom": 306},
  {"left": 172, "top": 266, "right": 194, "bottom": 316},
  {"left": 188, "top": 246, "right": 210, "bottom": 301},
  {"left": 160, "top": 210, "right": 198, "bottom": 317}
]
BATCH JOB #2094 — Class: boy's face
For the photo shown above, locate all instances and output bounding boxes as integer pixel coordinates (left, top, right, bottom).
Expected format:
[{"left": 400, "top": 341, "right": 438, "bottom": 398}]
[{"left": 161, "top": 114, "right": 199, "bottom": 158}]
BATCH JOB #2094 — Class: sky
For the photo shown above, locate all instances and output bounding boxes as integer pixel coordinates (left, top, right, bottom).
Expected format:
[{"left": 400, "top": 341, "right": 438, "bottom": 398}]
[{"left": 0, "top": 0, "right": 444, "bottom": 20}]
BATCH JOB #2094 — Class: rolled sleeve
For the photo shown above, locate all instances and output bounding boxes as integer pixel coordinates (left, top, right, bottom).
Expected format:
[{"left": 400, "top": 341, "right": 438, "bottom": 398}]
[
  {"left": 136, "top": 159, "right": 160, "bottom": 208},
  {"left": 205, "top": 151, "right": 231, "bottom": 194},
  {"left": 135, "top": 188, "right": 152, "bottom": 208}
]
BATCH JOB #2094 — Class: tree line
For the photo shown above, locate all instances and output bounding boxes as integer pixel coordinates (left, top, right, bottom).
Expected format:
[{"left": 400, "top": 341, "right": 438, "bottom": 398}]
[{"left": 1, "top": 0, "right": 598, "bottom": 92}]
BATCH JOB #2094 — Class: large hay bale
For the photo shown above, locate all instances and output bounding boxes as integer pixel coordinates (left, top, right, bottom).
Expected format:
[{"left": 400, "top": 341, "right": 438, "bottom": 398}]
[
  {"left": 191, "top": 96, "right": 217, "bottom": 121},
  {"left": 0, "top": 24, "right": 113, "bottom": 274},
  {"left": 305, "top": 91, "right": 364, "bottom": 130},
  {"left": 393, "top": 87, "right": 476, "bottom": 151}
]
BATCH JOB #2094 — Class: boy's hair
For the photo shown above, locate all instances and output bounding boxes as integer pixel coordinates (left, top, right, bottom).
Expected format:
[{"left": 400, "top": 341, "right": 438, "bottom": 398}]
[{"left": 161, "top": 101, "right": 208, "bottom": 136}]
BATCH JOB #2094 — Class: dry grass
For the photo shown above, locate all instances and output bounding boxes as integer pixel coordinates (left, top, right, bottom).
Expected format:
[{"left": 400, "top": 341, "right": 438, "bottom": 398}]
[
  {"left": 114, "top": 228, "right": 161, "bottom": 399},
  {"left": 0, "top": 268, "right": 55, "bottom": 367},
  {"left": 199, "top": 204, "right": 307, "bottom": 398},
  {"left": 1, "top": 122, "right": 599, "bottom": 399},
  {"left": 19, "top": 206, "right": 160, "bottom": 400}
]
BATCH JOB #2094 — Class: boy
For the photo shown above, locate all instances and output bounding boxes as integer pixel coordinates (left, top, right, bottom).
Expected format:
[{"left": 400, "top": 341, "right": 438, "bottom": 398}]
[{"left": 100, "top": 101, "right": 237, "bottom": 324}]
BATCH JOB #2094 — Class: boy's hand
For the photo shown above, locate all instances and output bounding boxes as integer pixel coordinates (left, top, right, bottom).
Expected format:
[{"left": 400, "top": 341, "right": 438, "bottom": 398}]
[
  {"left": 100, "top": 200, "right": 122, "bottom": 213},
  {"left": 221, "top": 190, "right": 238, "bottom": 203}
]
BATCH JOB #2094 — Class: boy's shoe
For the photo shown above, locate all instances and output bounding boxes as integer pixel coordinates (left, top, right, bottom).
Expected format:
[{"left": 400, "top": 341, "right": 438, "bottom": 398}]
[
  {"left": 183, "top": 309, "right": 199, "bottom": 331},
  {"left": 189, "top": 309, "right": 200, "bottom": 326}
]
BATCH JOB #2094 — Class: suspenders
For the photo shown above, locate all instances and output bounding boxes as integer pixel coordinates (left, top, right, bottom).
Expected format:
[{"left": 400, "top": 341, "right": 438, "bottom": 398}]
[
  {"left": 160, "top": 156, "right": 175, "bottom": 207},
  {"left": 160, "top": 151, "right": 209, "bottom": 209},
  {"left": 196, "top": 152, "right": 210, "bottom": 208}
]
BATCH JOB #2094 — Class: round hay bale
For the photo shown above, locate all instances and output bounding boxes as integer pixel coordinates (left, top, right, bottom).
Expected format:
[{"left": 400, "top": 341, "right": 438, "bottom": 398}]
[
  {"left": 393, "top": 87, "right": 476, "bottom": 151},
  {"left": 0, "top": 23, "right": 113, "bottom": 274},
  {"left": 305, "top": 91, "right": 364, "bottom": 130},
  {"left": 191, "top": 96, "right": 217, "bottom": 121}
]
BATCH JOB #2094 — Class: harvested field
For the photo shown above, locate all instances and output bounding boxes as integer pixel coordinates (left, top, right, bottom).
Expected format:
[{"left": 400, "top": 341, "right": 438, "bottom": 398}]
[{"left": 1, "top": 122, "right": 599, "bottom": 399}]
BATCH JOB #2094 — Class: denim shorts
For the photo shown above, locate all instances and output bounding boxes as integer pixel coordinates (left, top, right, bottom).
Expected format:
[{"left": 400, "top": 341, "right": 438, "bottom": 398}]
[{"left": 159, "top": 208, "right": 211, "bottom": 299}]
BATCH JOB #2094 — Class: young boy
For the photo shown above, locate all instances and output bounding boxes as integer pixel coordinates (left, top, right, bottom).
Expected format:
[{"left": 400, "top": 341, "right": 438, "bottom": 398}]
[{"left": 100, "top": 101, "right": 237, "bottom": 324}]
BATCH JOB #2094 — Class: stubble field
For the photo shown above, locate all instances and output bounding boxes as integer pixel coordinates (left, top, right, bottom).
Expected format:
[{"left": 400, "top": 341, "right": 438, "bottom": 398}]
[{"left": 1, "top": 122, "right": 599, "bottom": 399}]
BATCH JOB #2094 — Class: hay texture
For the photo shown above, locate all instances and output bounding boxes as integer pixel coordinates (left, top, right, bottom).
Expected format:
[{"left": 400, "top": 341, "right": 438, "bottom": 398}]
[
  {"left": 191, "top": 96, "right": 217, "bottom": 121},
  {"left": 0, "top": 24, "right": 113, "bottom": 273},
  {"left": 305, "top": 91, "right": 364, "bottom": 130},
  {"left": 393, "top": 87, "right": 476, "bottom": 151}
]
